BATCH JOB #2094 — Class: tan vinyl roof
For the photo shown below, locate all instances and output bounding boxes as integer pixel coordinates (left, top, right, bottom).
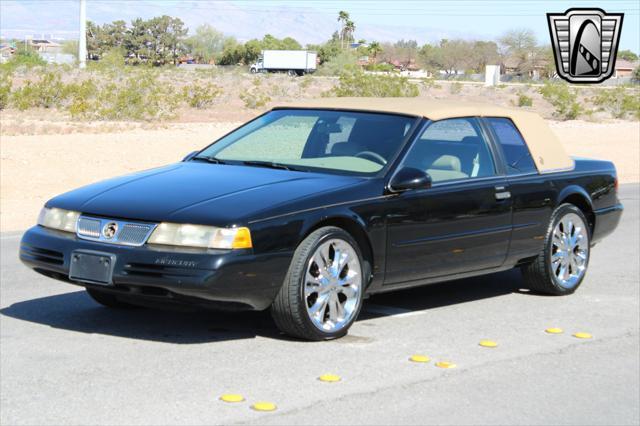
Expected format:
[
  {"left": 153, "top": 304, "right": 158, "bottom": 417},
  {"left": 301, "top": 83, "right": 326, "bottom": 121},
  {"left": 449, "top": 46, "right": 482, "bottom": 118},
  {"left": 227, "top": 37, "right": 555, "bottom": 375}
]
[{"left": 275, "top": 98, "right": 574, "bottom": 173}]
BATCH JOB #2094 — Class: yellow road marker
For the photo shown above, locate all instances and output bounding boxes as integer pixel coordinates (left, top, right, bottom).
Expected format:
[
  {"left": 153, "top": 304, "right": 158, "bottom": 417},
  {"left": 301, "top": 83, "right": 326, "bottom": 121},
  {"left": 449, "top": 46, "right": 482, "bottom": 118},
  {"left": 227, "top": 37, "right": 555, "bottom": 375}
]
[
  {"left": 435, "top": 361, "right": 457, "bottom": 369},
  {"left": 545, "top": 327, "right": 563, "bottom": 334},
  {"left": 409, "top": 354, "right": 431, "bottom": 363},
  {"left": 251, "top": 402, "right": 277, "bottom": 412},
  {"left": 573, "top": 332, "right": 593, "bottom": 339},
  {"left": 220, "top": 394, "right": 244, "bottom": 403},
  {"left": 318, "top": 374, "right": 341, "bottom": 382},
  {"left": 479, "top": 340, "right": 498, "bottom": 348}
]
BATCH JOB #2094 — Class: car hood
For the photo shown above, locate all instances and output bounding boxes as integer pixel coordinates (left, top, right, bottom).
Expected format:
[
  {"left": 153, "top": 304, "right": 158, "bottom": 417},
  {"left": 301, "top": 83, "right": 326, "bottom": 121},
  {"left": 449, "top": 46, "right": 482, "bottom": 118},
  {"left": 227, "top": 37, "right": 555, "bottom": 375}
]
[{"left": 48, "top": 162, "right": 367, "bottom": 226}]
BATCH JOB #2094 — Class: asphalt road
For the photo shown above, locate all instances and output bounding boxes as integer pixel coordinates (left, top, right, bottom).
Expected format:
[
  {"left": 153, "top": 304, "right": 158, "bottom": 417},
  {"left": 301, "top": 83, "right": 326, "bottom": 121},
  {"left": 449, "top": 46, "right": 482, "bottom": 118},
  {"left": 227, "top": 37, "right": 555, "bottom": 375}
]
[{"left": 1, "top": 184, "right": 638, "bottom": 426}]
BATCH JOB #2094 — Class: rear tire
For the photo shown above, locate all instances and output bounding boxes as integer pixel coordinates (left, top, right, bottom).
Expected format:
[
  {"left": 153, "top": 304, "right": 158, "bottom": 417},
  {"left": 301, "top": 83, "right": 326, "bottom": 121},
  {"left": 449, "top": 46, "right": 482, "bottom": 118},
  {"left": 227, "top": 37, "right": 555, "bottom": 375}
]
[
  {"left": 86, "top": 288, "right": 137, "bottom": 309},
  {"left": 271, "top": 226, "right": 367, "bottom": 341},
  {"left": 521, "top": 204, "right": 591, "bottom": 295}
]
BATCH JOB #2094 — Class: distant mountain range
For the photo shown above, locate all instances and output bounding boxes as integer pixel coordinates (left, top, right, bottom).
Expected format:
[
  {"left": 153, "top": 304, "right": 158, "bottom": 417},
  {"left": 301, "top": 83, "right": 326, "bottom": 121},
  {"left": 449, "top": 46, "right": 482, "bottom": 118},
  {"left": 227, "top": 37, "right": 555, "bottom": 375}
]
[{"left": 0, "top": 0, "right": 481, "bottom": 44}]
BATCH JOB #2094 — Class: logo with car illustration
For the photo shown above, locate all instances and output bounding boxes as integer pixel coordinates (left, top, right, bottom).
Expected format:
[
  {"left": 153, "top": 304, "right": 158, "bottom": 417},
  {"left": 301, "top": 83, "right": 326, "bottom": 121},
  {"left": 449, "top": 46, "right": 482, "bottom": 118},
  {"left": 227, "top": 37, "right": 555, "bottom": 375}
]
[{"left": 547, "top": 8, "right": 624, "bottom": 83}]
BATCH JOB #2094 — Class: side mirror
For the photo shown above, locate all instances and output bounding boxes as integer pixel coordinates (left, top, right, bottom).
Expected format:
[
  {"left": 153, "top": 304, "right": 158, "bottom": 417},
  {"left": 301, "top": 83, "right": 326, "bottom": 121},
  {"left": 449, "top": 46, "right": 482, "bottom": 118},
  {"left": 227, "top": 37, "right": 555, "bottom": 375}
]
[
  {"left": 182, "top": 151, "right": 199, "bottom": 162},
  {"left": 389, "top": 167, "right": 432, "bottom": 192}
]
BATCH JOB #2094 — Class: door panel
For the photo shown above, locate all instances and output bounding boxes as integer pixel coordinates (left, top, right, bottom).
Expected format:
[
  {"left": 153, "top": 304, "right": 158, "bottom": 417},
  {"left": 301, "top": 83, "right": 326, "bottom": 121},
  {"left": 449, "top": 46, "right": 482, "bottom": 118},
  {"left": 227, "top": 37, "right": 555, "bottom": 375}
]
[
  {"left": 384, "top": 177, "right": 512, "bottom": 284},
  {"left": 383, "top": 117, "right": 513, "bottom": 285}
]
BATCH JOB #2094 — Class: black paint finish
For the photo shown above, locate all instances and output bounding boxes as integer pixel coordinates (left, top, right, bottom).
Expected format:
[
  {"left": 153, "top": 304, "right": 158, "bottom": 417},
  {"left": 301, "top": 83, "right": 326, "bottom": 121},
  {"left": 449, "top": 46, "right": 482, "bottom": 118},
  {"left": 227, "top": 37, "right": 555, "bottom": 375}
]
[{"left": 19, "top": 115, "right": 623, "bottom": 310}]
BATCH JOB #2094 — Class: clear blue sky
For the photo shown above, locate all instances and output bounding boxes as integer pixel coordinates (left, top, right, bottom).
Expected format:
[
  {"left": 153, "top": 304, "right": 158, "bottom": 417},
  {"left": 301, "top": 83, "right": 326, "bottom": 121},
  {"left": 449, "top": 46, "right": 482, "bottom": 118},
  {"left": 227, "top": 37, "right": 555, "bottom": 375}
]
[{"left": 1, "top": 0, "right": 639, "bottom": 51}]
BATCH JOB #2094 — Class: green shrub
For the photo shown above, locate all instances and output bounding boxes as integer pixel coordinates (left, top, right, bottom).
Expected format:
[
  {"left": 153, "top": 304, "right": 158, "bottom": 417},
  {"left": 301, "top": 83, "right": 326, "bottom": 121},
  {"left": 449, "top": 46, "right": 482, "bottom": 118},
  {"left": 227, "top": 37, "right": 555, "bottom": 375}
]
[
  {"left": 182, "top": 82, "right": 223, "bottom": 108},
  {"left": 66, "top": 79, "right": 98, "bottom": 118},
  {"left": 268, "top": 83, "right": 290, "bottom": 98},
  {"left": 517, "top": 93, "right": 533, "bottom": 107},
  {"left": 298, "top": 74, "right": 313, "bottom": 90},
  {"left": 592, "top": 87, "right": 640, "bottom": 119},
  {"left": 70, "top": 71, "right": 179, "bottom": 120},
  {"left": 449, "top": 82, "right": 463, "bottom": 94},
  {"left": 87, "top": 48, "right": 126, "bottom": 75},
  {"left": 420, "top": 78, "right": 436, "bottom": 90},
  {"left": 364, "top": 63, "right": 395, "bottom": 72},
  {"left": 11, "top": 71, "right": 67, "bottom": 110},
  {"left": 239, "top": 88, "right": 271, "bottom": 108},
  {"left": 98, "top": 72, "right": 178, "bottom": 120},
  {"left": 2, "top": 47, "right": 46, "bottom": 70},
  {"left": 327, "top": 70, "right": 419, "bottom": 97},
  {"left": 539, "top": 82, "right": 581, "bottom": 120},
  {"left": 315, "top": 51, "right": 359, "bottom": 76},
  {"left": 0, "top": 72, "right": 11, "bottom": 110}
]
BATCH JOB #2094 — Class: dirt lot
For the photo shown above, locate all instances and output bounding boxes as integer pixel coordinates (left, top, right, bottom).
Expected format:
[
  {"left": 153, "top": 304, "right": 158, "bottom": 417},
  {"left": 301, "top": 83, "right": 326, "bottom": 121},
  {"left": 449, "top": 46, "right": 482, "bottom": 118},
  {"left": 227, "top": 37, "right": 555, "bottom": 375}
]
[{"left": 1, "top": 115, "right": 637, "bottom": 232}]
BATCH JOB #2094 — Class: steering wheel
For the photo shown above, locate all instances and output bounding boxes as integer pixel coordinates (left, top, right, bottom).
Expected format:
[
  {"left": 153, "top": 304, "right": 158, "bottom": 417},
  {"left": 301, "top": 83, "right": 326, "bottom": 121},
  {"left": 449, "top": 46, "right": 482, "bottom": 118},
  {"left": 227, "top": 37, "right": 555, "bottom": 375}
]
[{"left": 355, "top": 151, "right": 387, "bottom": 165}]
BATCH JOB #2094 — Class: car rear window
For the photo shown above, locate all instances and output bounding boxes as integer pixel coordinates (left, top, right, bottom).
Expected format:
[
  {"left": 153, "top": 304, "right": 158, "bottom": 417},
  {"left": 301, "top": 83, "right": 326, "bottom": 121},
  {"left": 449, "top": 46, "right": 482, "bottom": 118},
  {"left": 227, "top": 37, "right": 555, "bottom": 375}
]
[{"left": 486, "top": 117, "right": 537, "bottom": 174}]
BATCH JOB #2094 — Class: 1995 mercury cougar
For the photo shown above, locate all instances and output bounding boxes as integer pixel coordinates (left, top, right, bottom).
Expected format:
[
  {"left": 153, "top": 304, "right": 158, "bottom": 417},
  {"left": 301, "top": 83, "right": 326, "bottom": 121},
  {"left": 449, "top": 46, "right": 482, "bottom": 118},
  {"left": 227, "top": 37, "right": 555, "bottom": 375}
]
[{"left": 20, "top": 99, "right": 623, "bottom": 340}]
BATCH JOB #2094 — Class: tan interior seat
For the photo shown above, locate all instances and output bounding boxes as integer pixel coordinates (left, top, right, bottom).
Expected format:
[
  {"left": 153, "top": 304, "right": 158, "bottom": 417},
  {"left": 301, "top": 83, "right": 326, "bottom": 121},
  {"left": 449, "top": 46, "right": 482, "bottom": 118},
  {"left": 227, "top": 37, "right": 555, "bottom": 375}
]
[{"left": 427, "top": 154, "right": 468, "bottom": 182}]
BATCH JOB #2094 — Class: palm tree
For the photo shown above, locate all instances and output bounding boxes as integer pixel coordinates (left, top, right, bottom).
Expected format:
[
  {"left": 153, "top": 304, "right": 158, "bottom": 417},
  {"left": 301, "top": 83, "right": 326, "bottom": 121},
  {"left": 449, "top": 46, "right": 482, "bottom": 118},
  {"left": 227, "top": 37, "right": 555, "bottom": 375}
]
[
  {"left": 337, "top": 11, "right": 349, "bottom": 49},
  {"left": 343, "top": 20, "right": 356, "bottom": 48},
  {"left": 368, "top": 41, "right": 382, "bottom": 63}
]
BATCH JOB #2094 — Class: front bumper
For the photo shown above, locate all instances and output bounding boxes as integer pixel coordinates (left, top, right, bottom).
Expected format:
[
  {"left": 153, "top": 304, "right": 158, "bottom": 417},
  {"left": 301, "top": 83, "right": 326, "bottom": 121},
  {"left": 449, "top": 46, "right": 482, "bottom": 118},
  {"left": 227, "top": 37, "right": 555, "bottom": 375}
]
[{"left": 19, "top": 226, "right": 292, "bottom": 310}]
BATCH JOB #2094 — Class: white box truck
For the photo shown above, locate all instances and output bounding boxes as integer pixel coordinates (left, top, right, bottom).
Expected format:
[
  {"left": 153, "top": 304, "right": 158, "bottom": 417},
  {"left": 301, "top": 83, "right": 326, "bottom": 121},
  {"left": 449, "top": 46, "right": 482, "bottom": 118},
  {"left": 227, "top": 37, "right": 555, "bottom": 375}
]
[{"left": 250, "top": 50, "right": 317, "bottom": 76}]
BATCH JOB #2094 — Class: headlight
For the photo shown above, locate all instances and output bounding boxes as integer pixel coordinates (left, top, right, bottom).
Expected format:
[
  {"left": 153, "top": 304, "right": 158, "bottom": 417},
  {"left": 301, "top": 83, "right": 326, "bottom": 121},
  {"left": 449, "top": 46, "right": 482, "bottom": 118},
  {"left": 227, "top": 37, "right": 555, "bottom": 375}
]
[
  {"left": 37, "top": 207, "right": 80, "bottom": 233},
  {"left": 147, "top": 223, "right": 252, "bottom": 249}
]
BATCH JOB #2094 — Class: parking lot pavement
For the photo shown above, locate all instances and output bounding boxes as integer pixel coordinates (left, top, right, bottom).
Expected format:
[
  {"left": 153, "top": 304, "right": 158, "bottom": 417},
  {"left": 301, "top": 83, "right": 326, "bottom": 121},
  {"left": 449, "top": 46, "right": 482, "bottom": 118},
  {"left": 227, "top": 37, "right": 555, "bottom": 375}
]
[{"left": 1, "top": 184, "right": 638, "bottom": 426}]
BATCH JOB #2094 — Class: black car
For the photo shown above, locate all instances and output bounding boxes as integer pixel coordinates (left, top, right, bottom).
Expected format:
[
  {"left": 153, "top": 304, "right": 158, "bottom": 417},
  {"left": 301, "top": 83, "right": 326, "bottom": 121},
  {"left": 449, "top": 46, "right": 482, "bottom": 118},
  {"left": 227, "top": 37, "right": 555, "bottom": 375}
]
[{"left": 20, "top": 99, "right": 623, "bottom": 340}]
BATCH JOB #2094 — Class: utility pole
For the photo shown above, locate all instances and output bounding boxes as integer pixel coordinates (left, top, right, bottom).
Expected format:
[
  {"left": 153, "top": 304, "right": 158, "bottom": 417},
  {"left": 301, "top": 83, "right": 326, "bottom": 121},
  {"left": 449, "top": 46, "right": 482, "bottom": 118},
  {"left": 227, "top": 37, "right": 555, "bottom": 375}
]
[{"left": 79, "top": 0, "right": 87, "bottom": 68}]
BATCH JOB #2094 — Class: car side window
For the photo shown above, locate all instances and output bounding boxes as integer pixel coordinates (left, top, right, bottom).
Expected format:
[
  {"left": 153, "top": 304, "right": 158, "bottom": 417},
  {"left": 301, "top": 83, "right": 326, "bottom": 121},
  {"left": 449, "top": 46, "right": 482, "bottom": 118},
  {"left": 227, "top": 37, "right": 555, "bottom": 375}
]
[
  {"left": 402, "top": 118, "right": 495, "bottom": 183},
  {"left": 486, "top": 117, "right": 537, "bottom": 174}
]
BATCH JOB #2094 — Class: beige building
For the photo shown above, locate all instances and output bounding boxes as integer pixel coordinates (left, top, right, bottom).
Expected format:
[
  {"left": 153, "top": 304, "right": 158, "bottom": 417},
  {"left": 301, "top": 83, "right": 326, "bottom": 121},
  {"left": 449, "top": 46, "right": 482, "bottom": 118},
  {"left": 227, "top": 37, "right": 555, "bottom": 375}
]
[
  {"left": 28, "top": 39, "right": 62, "bottom": 54},
  {"left": 613, "top": 59, "right": 638, "bottom": 78}
]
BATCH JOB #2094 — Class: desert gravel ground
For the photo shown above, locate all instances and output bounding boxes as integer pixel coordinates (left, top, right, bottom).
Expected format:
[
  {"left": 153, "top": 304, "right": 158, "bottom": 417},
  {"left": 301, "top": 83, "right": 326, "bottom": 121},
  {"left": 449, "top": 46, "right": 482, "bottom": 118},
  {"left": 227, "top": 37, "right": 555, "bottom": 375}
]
[
  {"left": 1, "top": 119, "right": 638, "bottom": 232},
  {"left": 0, "top": 184, "right": 637, "bottom": 425}
]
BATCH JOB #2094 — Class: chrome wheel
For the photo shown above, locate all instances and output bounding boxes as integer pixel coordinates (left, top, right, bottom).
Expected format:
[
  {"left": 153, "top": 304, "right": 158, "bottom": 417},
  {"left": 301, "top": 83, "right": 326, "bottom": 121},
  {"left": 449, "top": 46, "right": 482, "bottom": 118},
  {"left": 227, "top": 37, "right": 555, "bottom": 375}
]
[
  {"left": 550, "top": 212, "right": 589, "bottom": 289},
  {"left": 304, "top": 239, "right": 362, "bottom": 332}
]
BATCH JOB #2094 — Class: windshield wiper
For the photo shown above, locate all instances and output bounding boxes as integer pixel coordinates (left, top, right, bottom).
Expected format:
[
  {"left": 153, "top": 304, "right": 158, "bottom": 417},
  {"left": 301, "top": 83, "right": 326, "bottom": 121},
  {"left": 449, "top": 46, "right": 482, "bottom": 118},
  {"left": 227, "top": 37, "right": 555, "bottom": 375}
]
[
  {"left": 192, "top": 155, "right": 226, "bottom": 164},
  {"left": 242, "top": 160, "right": 304, "bottom": 172}
]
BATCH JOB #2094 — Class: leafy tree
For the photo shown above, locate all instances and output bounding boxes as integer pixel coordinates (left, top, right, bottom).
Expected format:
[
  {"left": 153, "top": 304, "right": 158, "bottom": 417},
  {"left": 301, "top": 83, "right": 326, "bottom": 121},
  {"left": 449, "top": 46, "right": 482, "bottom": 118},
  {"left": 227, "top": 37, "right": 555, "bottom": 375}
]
[
  {"left": 468, "top": 41, "right": 499, "bottom": 73},
  {"left": 309, "top": 33, "right": 342, "bottom": 64},
  {"left": 368, "top": 41, "right": 382, "bottom": 63},
  {"left": 618, "top": 49, "right": 638, "bottom": 61},
  {"left": 61, "top": 40, "right": 79, "bottom": 59},
  {"left": 281, "top": 37, "right": 302, "bottom": 50},
  {"left": 88, "top": 16, "right": 187, "bottom": 65},
  {"left": 217, "top": 34, "right": 303, "bottom": 65},
  {"left": 499, "top": 29, "right": 538, "bottom": 75},
  {"left": 185, "top": 24, "right": 223, "bottom": 64},
  {"left": 218, "top": 36, "right": 245, "bottom": 65}
]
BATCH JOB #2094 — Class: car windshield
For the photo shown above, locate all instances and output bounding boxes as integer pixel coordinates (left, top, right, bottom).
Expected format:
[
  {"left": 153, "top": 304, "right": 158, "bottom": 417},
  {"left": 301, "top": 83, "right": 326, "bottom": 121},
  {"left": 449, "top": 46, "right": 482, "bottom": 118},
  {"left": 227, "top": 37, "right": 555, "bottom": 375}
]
[{"left": 195, "top": 109, "right": 418, "bottom": 175}]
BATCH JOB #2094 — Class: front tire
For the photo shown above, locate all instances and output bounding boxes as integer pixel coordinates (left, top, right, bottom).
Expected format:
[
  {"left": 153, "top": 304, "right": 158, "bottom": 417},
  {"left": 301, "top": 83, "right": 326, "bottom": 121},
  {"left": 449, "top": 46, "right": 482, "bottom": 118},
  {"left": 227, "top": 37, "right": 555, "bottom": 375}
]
[
  {"left": 271, "top": 227, "right": 366, "bottom": 340},
  {"left": 521, "top": 204, "right": 591, "bottom": 295}
]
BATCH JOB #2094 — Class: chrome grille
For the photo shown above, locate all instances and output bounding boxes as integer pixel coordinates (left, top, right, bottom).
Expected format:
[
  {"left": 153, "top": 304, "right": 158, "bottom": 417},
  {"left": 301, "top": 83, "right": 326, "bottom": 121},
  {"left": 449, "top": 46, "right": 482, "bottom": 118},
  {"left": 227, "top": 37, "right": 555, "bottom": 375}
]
[
  {"left": 118, "top": 223, "right": 155, "bottom": 245},
  {"left": 77, "top": 217, "right": 101, "bottom": 238},
  {"left": 76, "top": 215, "right": 156, "bottom": 247}
]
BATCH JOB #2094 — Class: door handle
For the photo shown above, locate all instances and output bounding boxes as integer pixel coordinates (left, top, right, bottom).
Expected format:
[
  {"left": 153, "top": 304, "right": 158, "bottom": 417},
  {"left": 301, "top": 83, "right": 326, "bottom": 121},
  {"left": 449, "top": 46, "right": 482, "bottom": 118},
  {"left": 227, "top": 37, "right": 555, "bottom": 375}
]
[{"left": 495, "top": 190, "right": 511, "bottom": 200}]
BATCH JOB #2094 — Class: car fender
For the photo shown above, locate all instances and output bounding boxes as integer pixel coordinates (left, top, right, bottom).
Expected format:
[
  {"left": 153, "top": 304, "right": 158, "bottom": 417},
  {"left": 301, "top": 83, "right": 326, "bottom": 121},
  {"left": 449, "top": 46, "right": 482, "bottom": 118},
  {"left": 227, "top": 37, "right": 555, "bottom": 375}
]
[{"left": 556, "top": 184, "right": 594, "bottom": 210}]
